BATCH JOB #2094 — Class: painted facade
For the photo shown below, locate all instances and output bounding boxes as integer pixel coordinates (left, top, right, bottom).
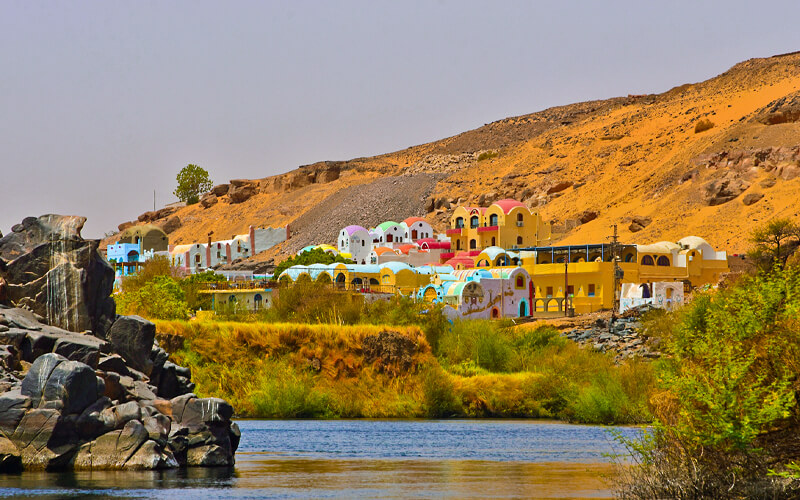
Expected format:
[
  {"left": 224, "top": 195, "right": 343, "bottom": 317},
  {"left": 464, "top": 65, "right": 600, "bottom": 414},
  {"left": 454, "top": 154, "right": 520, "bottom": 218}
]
[
  {"left": 338, "top": 225, "right": 371, "bottom": 265},
  {"left": 170, "top": 226, "right": 287, "bottom": 273},
  {"left": 448, "top": 199, "right": 553, "bottom": 253}
]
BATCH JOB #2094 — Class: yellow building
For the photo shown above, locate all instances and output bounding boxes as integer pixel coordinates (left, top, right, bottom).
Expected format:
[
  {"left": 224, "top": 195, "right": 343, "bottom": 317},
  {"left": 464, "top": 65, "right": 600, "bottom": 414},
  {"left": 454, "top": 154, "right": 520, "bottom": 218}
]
[{"left": 447, "top": 199, "right": 553, "bottom": 253}]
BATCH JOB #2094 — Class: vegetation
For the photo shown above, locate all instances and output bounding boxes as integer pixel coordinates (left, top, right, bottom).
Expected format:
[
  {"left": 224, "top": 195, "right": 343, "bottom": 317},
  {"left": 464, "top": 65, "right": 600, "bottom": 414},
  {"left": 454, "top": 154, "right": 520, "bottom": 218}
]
[
  {"left": 694, "top": 118, "right": 715, "bottom": 133},
  {"left": 173, "top": 164, "right": 213, "bottom": 204},
  {"left": 747, "top": 217, "right": 800, "bottom": 272},
  {"left": 273, "top": 248, "right": 351, "bottom": 280},
  {"left": 477, "top": 150, "right": 499, "bottom": 161},
  {"left": 616, "top": 221, "right": 800, "bottom": 499}
]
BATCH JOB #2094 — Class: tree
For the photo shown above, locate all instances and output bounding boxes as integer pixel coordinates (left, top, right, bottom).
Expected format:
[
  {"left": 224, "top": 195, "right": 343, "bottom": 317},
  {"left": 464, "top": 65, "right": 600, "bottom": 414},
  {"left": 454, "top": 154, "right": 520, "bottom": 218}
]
[
  {"left": 174, "top": 164, "right": 213, "bottom": 204},
  {"left": 748, "top": 218, "right": 800, "bottom": 272},
  {"left": 273, "top": 248, "right": 350, "bottom": 278}
]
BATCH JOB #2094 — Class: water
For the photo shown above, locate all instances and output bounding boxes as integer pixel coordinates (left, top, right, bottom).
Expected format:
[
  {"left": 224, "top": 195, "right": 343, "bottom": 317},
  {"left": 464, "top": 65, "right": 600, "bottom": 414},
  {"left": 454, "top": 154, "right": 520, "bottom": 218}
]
[{"left": 0, "top": 420, "right": 639, "bottom": 499}]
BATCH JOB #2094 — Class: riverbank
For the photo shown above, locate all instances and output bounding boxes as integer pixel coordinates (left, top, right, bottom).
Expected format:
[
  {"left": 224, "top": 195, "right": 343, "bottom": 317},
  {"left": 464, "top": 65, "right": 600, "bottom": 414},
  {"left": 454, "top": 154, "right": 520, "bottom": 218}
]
[{"left": 154, "top": 319, "right": 654, "bottom": 424}]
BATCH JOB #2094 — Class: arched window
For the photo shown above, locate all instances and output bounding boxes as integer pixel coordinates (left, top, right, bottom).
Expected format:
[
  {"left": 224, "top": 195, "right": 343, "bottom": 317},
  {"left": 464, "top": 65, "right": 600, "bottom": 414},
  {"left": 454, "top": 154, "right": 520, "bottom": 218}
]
[
  {"left": 469, "top": 239, "right": 477, "bottom": 250},
  {"left": 253, "top": 294, "right": 263, "bottom": 310},
  {"left": 489, "top": 214, "right": 498, "bottom": 226},
  {"left": 517, "top": 213, "right": 523, "bottom": 222},
  {"left": 491, "top": 237, "right": 496, "bottom": 246},
  {"left": 386, "top": 234, "right": 393, "bottom": 243},
  {"left": 470, "top": 215, "right": 479, "bottom": 228},
  {"left": 656, "top": 256, "right": 670, "bottom": 266},
  {"left": 624, "top": 253, "right": 635, "bottom": 262},
  {"left": 516, "top": 236, "right": 523, "bottom": 245},
  {"left": 455, "top": 217, "right": 464, "bottom": 229},
  {"left": 516, "top": 276, "right": 524, "bottom": 288},
  {"left": 641, "top": 255, "right": 655, "bottom": 266},
  {"left": 456, "top": 239, "right": 462, "bottom": 250}
]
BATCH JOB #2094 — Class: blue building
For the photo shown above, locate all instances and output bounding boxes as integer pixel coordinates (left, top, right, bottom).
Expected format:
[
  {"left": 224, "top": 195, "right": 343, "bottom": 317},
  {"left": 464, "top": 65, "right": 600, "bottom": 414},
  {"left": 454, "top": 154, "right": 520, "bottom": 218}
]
[{"left": 107, "top": 242, "right": 144, "bottom": 277}]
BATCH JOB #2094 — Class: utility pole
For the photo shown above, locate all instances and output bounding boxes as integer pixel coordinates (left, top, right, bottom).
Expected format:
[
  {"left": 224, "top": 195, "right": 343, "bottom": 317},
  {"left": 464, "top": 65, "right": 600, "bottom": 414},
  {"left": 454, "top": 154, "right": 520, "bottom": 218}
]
[
  {"left": 153, "top": 190, "right": 156, "bottom": 211},
  {"left": 609, "top": 224, "right": 623, "bottom": 317}
]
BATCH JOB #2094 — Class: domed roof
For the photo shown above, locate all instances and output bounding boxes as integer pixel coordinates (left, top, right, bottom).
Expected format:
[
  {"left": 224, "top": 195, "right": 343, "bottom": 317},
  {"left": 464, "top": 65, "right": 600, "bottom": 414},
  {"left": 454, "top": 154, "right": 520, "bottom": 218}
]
[
  {"left": 491, "top": 199, "right": 526, "bottom": 214},
  {"left": 343, "top": 225, "right": 368, "bottom": 235},
  {"left": 402, "top": 217, "right": 428, "bottom": 226},
  {"left": 372, "top": 246, "right": 395, "bottom": 256},
  {"left": 678, "top": 236, "right": 712, "bottom": 250}
]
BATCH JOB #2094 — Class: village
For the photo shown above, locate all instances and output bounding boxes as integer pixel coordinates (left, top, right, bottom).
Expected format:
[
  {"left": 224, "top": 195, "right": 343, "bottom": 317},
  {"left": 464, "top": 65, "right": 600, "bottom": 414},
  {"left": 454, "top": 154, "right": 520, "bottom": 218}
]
[{"left": 104, "top": 197, "right": 730, "bottom": 320}]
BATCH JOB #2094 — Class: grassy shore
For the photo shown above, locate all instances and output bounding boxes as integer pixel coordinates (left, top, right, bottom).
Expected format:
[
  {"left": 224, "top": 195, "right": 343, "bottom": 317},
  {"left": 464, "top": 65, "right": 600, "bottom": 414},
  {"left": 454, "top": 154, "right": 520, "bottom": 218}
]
[{"left": 155, "top": 319, "right": 655, "bottom": 424}]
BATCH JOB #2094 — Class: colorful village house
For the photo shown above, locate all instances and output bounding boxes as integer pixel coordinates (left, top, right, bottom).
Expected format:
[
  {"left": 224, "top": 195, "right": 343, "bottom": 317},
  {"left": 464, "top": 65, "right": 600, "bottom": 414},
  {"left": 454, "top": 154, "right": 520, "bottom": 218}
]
[
  {"left": 170, "top": 226, "right": 287, "bottom": 274},
  {"left": 338, "top": 225, "right": 371, "bottom": 265},
  {"left": 106, "top": 225, "right": 169, "bottom": 277},
  {"left": 447, "top": 199, "right": 554, "bottom": 253}
]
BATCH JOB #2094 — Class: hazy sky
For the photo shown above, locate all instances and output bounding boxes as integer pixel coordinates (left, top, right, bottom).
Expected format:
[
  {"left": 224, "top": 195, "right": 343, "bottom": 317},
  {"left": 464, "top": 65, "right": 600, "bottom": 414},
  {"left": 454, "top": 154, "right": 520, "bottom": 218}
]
[{"left": 2, "top": 1, "right": 799, "bottom": 238}]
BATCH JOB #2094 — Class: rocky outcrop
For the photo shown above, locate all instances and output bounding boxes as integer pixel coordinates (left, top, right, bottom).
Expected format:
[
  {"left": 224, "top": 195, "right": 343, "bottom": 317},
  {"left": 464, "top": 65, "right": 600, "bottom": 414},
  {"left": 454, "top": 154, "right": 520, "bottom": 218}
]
[
  {"left": 702, "top": 178, "right": 750, "bottom": 206},
  {"left": 628, "top": 216, "right": 652, "bottom": 233},
  {"left": 752, "top": 91, "right": 800, "bottom": 125},
  {"left": 227, "top": 180, "right": 258, "bottom": 204},
  {"left": 362, "top": 330, "right": 419, "bottom": 376},
  {"left": 0, "top": 306, "right": 237, "bottom": 471},
  {"left": 199, "top": 193, "right": 218, "bottom": 209},
  {"left": 0, "top": 215, "right": 116, "bottom": 337}
]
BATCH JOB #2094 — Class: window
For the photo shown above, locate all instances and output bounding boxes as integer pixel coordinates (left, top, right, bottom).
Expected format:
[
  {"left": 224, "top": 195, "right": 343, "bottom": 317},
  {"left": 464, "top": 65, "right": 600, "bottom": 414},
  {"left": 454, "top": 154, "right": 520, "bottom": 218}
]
[
  {"left": 588, "top": 284, "right": 596, "bottom": 297},
  {"left": 515, "top": 276, "right": 524, "bottom": 289},
  {"left": 470, "top": 216, "right": 479, "bottom": 228},
  {"left": 567, "top": 285, "right": 574, "bottom": 296},
  {"left": 455, "top": 217, "right": 464, "bottom": 228},
  {"left": 546, "top": 286, "right": 553, "bottom": 297},
  {"left": 489, "top": 214, "right": 498, "bottom": 226},
  {"left": 386, "top": 234, "right": 393, "bottom": 243},
  {"left": 517, "top": 213, "right": 523, "bottom": 222},
  {"left": 516, "top": 236, "right": 523, "bottom": 245},
  {"left": 491, "top": 237, "right": 496, "bottom": 246},
  {"left": 641, "top": 255, "right": 655, "bottom": 266},
  {"left": 456, "top": 239, "right": 461, "bottom": 250},
  {"left": 361, "top": 240, "right": 365, "bottom": 247},
  {"left": 470, "top": 239, "right": 477, "bottom": 250},
  {"left": 657, "top": 256, "right": 670, "bottom": 266}
]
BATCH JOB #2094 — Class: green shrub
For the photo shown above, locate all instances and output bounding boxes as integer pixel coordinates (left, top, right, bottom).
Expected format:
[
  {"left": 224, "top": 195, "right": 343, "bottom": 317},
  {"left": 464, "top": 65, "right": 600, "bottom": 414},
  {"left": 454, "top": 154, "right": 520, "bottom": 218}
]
[
  {"left": 422, "top": 366, "right": 461, "bottom": 417},
  {"left": 477, "top": 150, "right": 499, "bottom": 161},
  {"left": 248, "top": 359, "right": 331, "bottom": 418}
]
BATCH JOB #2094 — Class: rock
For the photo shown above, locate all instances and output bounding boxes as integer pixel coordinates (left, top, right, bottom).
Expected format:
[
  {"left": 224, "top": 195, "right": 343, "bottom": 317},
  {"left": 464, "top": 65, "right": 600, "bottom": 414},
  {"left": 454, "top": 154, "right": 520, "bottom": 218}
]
[
  {"left": 228, "top": 181, "right": 258, "bottom": 204},
  {"left": 41, "top": 360, "right": 100, "bottom": 414},
  {"left": 362, "top": 330, "right": 417, "bottom": 376},
  {"left": 117, "top": 221, "right": 134, "bottom": 232},
  {"left": 547, "top": 181, "right": 573, "bottom": 194},
  {"left": 108, "top": 316, "right": 155, "bottom": 376},
  {"left": 97, "top": 354, "right": 131, "bottom": 377},
  {"left": 21, "top": 353, "right": 66, "bottom": 405},
  {"left": 130, "top": 381, "right": 157, "bottom": 402},
  {"left": 179, "top": 398, "right": 233, "bottom": 431},
  {"left": 53, "top": 335, "right": 103, "bottom": 368},
  {"left": 126, "top": 439, "right": 177, "bottom": 469},
  {"left": 156, "top": 361, "right": 194, "bottom": 399},
  {"left": 578, "top": 211, "right": 598, "bottom": 224},
  {"left": 0, "top": 215, "right": 116, "bottom": 337},
  {"left": 0, "top": 391, "right": 31, "bottom": 434},
  {"left": 628, "top": 216, "right": 652, "bottom": 233},
  {"left": 211, "top": 184, "right": 230, "bottom": 196},
  {"left": 702, "top": 178, "right": 750, "bottom": 205},
  {"left": 778, "top": 164, "right": 800, "bottom": 181},
  {"left": 186, "top": 444, "right": 231, "bottom": 466},
  {"left": 159, "top": 216, "right": 182, "bottom": 234},
  {"left": 760, "top": 177, "right": 777, "bottom": 188},
  {"left": 91, "top": 420, "right": 149, "bottom": 468},
  {"left": 199, "top": 193, "right": 218, "bottom": 209},
  {"left": 742, "top": 192, "right": 764, "bottom": 206},
  {"left": 143, "top": 414, "right": 171, "bottom": 441},
  {"left": 0, "top": 436, "right": 21, "bottom": 472},
  {"left": 315, "top": 164, "right": 341, "bottom": 183}
]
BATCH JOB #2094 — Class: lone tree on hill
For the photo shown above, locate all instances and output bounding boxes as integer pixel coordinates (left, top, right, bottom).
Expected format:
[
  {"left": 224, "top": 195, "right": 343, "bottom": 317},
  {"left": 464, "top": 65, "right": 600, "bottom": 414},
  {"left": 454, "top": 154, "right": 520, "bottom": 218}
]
[
  {"left": 174, "top": 164, "right": 213, "bottom": 204},
  {"left": 748, "top": 218, "right": 800, "bottom": 272}
]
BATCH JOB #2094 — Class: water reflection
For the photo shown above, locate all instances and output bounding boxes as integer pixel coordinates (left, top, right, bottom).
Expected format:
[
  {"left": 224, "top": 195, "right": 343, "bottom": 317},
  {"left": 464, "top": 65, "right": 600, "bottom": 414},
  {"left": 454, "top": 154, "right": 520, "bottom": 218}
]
[{"left": 0, "top": 420, "right": 634, "bottom": 499}]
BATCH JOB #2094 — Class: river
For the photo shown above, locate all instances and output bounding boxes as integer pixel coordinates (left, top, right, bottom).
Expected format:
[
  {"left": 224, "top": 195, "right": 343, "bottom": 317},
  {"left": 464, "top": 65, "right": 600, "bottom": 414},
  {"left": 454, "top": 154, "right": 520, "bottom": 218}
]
[{"left": 0, "top": 419, "right": 638, "bottom": 499}]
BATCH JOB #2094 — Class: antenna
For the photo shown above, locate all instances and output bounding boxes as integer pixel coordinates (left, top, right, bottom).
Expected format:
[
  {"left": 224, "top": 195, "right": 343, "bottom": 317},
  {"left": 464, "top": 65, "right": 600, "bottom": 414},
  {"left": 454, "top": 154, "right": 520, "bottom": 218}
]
[{"left": 153, "top": 190, "right": 156, "bottom": 211}]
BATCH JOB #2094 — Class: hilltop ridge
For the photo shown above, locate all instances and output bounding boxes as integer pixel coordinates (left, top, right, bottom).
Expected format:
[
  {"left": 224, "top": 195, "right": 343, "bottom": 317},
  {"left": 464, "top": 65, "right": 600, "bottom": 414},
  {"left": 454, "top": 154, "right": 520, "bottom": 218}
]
[{"left": 107, "top": 52, "right": 800, "bottom": 261}]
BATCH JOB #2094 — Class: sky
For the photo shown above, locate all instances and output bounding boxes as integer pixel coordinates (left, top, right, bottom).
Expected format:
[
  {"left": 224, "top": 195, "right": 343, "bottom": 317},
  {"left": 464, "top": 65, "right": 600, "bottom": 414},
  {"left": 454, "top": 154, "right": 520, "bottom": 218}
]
[{"left": 1, "top": 1, "right": 799, "bottom": 238}]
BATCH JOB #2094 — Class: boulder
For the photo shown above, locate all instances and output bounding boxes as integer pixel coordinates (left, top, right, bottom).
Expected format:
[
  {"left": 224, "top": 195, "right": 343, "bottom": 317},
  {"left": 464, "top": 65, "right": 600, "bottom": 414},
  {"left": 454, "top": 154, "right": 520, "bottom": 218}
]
[
  {"left": 228, "top": 182, "right": 257, "bottom": 204},
  {"left": 702, "top": 178, "right": 750, "bottom": 205},
  {"left": 211, "top": 184, "right": 230, "bottom": 197},
  {"left": 547, "top": 181, "right": 573, "bottom": 194},
  {"left": 578, "top": 211, "right": 598, "bottom": 224},
  {"left": 21, "top": 353, "right": 66, "bottom": 405},
  {"left": 178, "top": 398, "right": 233, "bottom": 431},
  {"left": 108, "top": 316, "right": 155, "bottom": 375},
  {"left": 186, "top": 444, "right": 230, "bottom": 466},
  {"left": 159, "top": 216, "right": 182, "bottom": 234},
  {"left": 53, "top": 335, "right": 103, "bottom": 368},
  {"left": 41, "top": 360, "right": 101, "bottom": 414},
  {"left": 628, "top": 216, "right": 652, "bottom": 233},
  {"left": 0, "top": 391, "right": 31, "bottom": 434},
  {"left": 199, "top": 193, "right": 218, "bottom": 209},
  {"left": 0, "top": 215, "right": 116, "bottom": 337},
  {"left": 742, "top": 192, "right": 764, "bottom": 206}
]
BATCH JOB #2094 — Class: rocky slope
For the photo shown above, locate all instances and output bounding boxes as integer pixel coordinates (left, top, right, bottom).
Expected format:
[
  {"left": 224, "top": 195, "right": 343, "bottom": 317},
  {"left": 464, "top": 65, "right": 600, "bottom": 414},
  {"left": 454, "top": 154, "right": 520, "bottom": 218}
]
[
  {"left": 109, "top": 51, "right": 800, "bottom": 260},
  {"left": 0, "top": 216, "right": 239, "bottom": 470}
]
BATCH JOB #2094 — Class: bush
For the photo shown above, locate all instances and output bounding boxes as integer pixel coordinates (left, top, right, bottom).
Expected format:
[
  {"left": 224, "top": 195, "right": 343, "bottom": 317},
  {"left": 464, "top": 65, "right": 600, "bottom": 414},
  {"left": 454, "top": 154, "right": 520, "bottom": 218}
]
[
  {"left": 422, "top": 366, "right": 461, "bottom": 417},
  {"left": 694, "top": 118, "right": 715, "bottom": 133},
  {"left": 437, "top": 320, "right": 512, "bottom": 372},
  {"left": 616, "top": 266, "right": 800, "bottom": 497},
  {"left": 477, "top": 150, "right": 499, "bottom": 161},
  {"left": 116, "top": 275, "right": 189, "bottom": 320}
]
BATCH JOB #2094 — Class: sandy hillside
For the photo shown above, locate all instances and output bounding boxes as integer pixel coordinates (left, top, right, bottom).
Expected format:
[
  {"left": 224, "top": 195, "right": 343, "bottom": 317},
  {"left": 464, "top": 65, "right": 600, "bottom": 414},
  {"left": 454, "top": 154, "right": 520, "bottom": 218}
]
[{"left": 106, "top": 52, "right": 800, "bottom": 262}]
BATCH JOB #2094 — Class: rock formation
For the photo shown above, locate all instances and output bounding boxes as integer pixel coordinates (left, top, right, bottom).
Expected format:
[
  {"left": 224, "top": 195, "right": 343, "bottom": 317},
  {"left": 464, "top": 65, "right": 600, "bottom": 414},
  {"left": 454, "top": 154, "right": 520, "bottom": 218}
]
[
  {"left": 0, "top": 215, "right": 239, "bottom": 471},
  {"left": 0, "top": 215, "right": 116, "bottom": 337}
]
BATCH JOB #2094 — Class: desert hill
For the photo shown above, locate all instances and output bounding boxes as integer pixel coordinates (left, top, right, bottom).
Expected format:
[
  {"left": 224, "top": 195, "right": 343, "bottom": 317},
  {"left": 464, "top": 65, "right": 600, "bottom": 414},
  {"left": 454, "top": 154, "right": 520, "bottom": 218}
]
[{"left": 108, "top": 51, "right": 800, "bottom": 264}]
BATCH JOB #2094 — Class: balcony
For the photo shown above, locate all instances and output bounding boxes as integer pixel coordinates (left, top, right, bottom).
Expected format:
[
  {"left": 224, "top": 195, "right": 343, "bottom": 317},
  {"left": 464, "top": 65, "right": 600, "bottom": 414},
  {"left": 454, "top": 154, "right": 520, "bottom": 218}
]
[
  {"left": 446, "top": 228, "right": 463, "bottom": 236},
  {"left": 477, "top": 225, "right": 498, "bottom": 233}
]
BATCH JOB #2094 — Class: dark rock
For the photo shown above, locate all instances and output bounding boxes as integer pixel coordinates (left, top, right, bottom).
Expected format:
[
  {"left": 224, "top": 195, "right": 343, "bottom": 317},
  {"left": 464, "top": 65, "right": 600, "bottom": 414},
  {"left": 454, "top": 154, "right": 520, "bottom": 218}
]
[
  {"left": 108, "top": 316, "right": 155, "bottom": 376},
  {"left": 41, "top": 360, "right": 100, "bottom": 414},
  {"left": 21, "top": 353, "right": 65, "bottom": 404},
  {"left": 159, "top": 216, "right": 182, "bottom": 234},
  {"left": 179, "top": 398, "right": 233, "bottom": 431},
  {"left": 0, "top": 436, "right": 21, "bottom": 472},
  {"left": 211, "top": 184, "right": 230, "bottom": 197},
  {"left": 186, "top": 444, "right": 231, "bottom": 466},
  {"left": 702, "top": 178, "right": 750, "bottom": 205},
  {"left": 199, "top": 193, "right": 218, "bottom": 209},
  {"left": 0, "top": 390, "right": 31, "bottom": 434},
  {"left": 628, "top": 216, "right": 652, "bottom": 233},
  {"left": 97, "top": 354, "right": 131, "bottom": 377},
  {"left": 0, "top": 215, "right": 116, "bottom": 337},
  {"left": 578, "top": 211, "right": 598, "bottom": 224},
  {"left": 228, "top": 181, "right": 258, "bottom": 204},
  {"left": 229, "top": 422, "right": 241, "bottom": 452},
  {"left": 547, "top": 181, "right": 573, "bottom": 194},
  {"left": 22, "top": 332, "right": 58, "bottom": 361},
  {"left": 53, "top": 335, "right": 103, "bottom": 368},
  {"left": 143, "top": 414, "right": 171, "bottom": 441}
]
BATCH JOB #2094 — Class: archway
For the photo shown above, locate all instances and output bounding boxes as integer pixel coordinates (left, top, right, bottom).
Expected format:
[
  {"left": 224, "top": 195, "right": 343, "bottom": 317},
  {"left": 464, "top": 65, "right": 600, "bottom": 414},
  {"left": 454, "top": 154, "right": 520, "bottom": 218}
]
[
  {"left": 491, "top": 307, "right": 500, "bottom": 318},
  {"left": 254, "top": 294, "right": 263, "bottom": 310},
  {"left": 519, "top": 301, "right": 528, "bottom": 317}
]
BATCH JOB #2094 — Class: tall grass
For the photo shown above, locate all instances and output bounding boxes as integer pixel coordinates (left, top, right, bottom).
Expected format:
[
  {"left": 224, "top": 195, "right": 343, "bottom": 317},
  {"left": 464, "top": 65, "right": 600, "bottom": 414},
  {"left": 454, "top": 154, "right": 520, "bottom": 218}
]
[{"left": 156, "top": 319, "right": 655, "bottom": 424}]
